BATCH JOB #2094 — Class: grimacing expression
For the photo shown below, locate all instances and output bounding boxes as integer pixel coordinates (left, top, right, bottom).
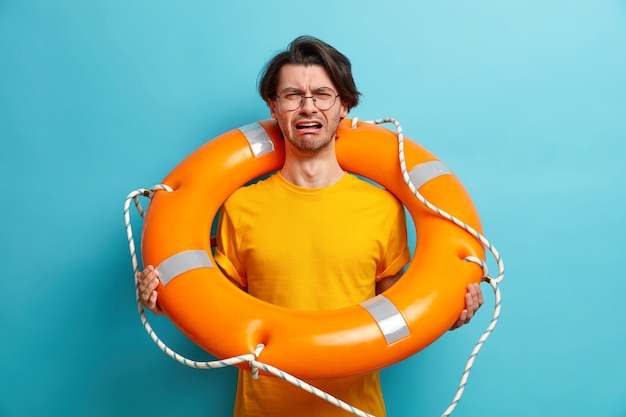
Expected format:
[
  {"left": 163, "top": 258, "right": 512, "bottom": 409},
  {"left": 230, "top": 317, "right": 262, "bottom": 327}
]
[{"left": 270, "top": 64, "right": 348, "bottom": 155}]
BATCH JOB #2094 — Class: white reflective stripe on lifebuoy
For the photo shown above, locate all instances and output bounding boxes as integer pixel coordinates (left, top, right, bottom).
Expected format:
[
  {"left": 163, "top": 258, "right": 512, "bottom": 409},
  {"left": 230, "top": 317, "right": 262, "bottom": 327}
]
[
  {"left": 156, "top": 250, "right": 214, "bottom": 286},
  {"left": 359, "top": 295, "right": 411, "bottom": 344},
  {"left": 409, "top": 160, "right": 454, "bottom": 189},
  {"left": 239, "top": 123, "right": 275, "bottom": 157}
]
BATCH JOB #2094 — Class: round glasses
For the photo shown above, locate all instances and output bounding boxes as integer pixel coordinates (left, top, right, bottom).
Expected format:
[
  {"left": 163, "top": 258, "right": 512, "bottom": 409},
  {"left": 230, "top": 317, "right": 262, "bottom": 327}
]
[{"left": 276, "top": 87, "right": 340, "bottom": 111}]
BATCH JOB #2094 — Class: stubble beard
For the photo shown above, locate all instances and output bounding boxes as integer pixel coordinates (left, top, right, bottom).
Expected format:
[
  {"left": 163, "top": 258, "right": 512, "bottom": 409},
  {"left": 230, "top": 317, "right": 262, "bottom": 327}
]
[{"left": 282, "top": 114, "right": 342, "bottom": 155}]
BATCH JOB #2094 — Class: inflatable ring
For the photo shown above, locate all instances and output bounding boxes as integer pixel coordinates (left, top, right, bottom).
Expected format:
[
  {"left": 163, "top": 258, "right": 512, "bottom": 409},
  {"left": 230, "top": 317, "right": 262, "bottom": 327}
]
[{"left": 141, "top": 118, "right": 485, "bottom": 379}]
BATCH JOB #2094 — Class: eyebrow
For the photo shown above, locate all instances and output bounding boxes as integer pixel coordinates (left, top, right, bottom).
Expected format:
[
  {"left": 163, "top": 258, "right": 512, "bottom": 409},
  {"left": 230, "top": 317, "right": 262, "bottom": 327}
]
[{"left": 278, "top": 87, "right": 335, "bottom": 94}]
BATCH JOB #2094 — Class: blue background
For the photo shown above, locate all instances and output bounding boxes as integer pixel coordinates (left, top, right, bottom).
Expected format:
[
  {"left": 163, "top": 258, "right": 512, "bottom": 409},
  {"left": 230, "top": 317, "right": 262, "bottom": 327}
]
[{"left": 1, "top": 1, "right": 625, "bottom": 416}]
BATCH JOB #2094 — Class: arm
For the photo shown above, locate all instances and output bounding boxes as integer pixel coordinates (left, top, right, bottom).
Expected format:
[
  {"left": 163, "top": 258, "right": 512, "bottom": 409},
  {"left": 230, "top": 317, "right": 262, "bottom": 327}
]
[
  {"left": 213, "top": 204, "right": 248, "bottom": 291},
  {"left": 216, "top": 263, "right": 247, "bottom": 291},
  {"left": 375, "top": 270, "right": 404, "bottom": 295}
]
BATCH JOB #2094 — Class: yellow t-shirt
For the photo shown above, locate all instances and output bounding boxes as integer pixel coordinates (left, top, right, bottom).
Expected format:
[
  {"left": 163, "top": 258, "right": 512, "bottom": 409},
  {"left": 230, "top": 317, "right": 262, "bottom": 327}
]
[{"left": 215, "top": 172, "right": 411, "bottom": 417}]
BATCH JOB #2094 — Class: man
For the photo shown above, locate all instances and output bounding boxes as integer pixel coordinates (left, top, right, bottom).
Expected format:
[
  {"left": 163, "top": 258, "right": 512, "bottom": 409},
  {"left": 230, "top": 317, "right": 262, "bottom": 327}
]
[{"left": 137, "top": 36, "right": 483, "bottom": 416}]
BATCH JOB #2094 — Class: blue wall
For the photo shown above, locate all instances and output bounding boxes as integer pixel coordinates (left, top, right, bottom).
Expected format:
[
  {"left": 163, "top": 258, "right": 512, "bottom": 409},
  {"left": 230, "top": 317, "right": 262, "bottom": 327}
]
[{"left": 1, "top": 1, "right": 625, "bottom": 416}]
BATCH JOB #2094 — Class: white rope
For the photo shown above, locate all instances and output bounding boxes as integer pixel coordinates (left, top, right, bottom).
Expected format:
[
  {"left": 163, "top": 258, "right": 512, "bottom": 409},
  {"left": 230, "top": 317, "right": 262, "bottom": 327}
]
[
  {"left": 250, "top": 345, "right": 375, "bottom": 417},
  {"left": 357, "top": 118, "right": 506, "bottom": 416},
  {"left": 123, "top": 118, "right": 505, "bottom": 417}
]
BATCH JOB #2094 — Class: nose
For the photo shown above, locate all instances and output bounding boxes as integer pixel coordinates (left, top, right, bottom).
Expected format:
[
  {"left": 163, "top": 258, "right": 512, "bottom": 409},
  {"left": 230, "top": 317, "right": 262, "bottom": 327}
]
[{"left": 299, "top": 95, "right": 318, "bottom": 112}]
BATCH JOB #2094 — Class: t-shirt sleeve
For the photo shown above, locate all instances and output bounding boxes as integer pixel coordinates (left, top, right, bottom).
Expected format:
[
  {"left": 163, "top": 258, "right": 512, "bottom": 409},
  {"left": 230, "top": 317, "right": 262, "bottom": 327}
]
[
  {"left": 214, "top": 206, "right": 248, "bottom": 288},
  {"left": 376, "top": 203, "right": 411, "bottom": 281}
]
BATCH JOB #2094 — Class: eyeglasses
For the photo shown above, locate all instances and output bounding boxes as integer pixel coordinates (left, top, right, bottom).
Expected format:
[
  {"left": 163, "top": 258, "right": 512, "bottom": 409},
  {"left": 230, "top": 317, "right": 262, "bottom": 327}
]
[{"left": 276, "top": 87, "right": 340, "bottom": 111}]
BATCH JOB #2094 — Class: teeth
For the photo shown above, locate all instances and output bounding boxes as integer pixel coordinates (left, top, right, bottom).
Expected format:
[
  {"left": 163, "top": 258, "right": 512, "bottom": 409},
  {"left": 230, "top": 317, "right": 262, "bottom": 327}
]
[{"left": 297, "top": 123, "right": 321, "bottom": 129}]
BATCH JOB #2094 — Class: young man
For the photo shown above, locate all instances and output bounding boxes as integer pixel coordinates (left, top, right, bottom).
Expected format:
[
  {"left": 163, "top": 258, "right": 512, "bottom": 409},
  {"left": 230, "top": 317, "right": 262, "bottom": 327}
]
[{"left": 137, "top": 36, "right": 483, "bottom": 416}]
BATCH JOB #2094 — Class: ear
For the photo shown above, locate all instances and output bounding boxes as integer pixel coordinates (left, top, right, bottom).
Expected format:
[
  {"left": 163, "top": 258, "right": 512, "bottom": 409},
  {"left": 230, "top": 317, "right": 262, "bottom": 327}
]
[
  {"left": 339, "top": 100, "right": 348, "bottom": 119},
  {"left": 269, "top": 100, "right": 277, "bottom": 119}
]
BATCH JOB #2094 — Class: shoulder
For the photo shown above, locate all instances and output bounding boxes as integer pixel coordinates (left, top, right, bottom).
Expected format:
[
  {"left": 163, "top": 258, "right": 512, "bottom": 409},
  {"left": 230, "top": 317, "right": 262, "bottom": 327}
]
[
  {"left": 343, "top": 174, "right": 403, "bottom": 207},
  {"left": 223, "top": 173, "right": 279, "bottom": 209}
]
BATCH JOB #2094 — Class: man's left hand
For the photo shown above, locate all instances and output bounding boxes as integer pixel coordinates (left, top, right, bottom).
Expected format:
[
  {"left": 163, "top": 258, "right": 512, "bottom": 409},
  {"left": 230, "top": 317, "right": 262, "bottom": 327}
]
[{"left": 449, "top": 283, "right": 484, "bottom": 330}]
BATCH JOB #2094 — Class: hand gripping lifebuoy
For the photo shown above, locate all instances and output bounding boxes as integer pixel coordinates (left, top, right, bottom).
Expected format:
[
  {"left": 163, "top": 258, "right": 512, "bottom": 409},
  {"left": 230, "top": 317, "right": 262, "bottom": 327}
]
[{"left": 141, "top": 118, "right": 485, "bottom": 379}]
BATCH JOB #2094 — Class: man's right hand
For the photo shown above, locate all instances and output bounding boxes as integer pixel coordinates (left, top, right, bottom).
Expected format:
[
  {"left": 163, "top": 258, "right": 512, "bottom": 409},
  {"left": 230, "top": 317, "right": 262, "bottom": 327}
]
[{"left": 136, "top": 265, "right": 164, "bottom": 315}]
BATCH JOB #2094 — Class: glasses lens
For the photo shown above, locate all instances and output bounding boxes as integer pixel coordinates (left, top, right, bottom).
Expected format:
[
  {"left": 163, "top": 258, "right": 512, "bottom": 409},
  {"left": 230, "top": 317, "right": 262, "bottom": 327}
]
[
  {"left": 312, "top": 88, "right": 337, "bottom": 110},
  {"left": 278, "top": 88, "right": 338, "bottom": 111},
  {"left": 280, "top": 92, "right": 304, "bottom": 111}
]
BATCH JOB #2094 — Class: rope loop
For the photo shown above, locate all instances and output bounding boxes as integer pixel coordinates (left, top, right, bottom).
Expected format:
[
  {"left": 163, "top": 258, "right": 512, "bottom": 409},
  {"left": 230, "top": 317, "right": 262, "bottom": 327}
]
[
  {"left": 463, "top": 256, "right": 489, "bottom": 280},
  {"left": 126, "top": 184, "right": 173, "bottom": 220},
  {"left": 250, "top": 344, "right": 266, "bottom": 379}
]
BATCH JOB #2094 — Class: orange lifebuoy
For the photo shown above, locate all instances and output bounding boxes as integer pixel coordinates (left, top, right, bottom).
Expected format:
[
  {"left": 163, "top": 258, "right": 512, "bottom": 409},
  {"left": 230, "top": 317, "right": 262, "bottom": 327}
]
[{"left": 141, "top": 118, "right": 485, "bottom": 379}]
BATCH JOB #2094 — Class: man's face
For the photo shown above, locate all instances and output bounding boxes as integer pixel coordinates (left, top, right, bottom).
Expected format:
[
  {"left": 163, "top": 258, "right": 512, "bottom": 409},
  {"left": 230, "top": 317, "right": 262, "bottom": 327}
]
[{"left": 270, "top": 64, "right": 348, "bottom": 155}]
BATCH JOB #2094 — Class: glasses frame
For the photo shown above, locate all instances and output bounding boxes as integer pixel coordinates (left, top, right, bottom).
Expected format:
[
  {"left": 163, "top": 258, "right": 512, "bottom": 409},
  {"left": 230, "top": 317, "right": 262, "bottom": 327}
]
[{"left": 275, "top": 88, "right": 340, "bottom": 111}]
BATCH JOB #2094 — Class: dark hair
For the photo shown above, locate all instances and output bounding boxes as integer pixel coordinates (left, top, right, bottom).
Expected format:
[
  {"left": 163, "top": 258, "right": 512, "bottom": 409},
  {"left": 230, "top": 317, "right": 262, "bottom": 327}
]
[{"left": 258, "top": 36, "right": 361, "bottom": 111}]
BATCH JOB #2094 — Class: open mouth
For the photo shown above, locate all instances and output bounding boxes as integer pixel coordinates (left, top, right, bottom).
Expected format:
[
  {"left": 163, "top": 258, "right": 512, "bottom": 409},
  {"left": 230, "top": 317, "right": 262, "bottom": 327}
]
[{"left": 296, "top": 122, "right": 322, "bottom": 130}]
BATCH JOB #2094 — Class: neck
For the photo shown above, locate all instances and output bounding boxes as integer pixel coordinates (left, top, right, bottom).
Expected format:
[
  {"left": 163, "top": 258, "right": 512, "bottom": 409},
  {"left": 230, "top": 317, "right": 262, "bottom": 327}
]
[{"left": 280, "top": 149, "right": 344, "bottom": 188}]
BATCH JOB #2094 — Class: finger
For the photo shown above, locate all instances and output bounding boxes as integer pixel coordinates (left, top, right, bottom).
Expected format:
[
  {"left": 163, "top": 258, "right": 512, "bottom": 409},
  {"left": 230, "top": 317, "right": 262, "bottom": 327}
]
[
  {"left": 138, "top": 276, "right": 151, "bottom": 295},
  {"left": 475, "top": 283, "right": 484, "bottom": 307},
  {"left": 451, "top": 309, "right": 467, "bottom": 330},
  {"left": 468, "top": 283, "right": 481, "bottom": 313},
  {"left": 136, "top": 266, "right": 150, "bottom": 287},
  {"left": 143, "top": 279, "right": 159, "bottom": 303},
  {"left": 138, "top": 265, "right": 153, "bottom": 277},
  {"left": 470, "top": 283, "right": 479, "bottom": 300},
  {"left": 137, "top": 266, "right": 159, "bottom": 292},
  {"left": 142, "top": 290, "right": 156, "bottom": 308},
  {"left": 147, "top": 290, "right": 158, "bottom": 308},
  {"left": 459, "top": 308, "right": 468, "bottom": 324},
  {"left": 465, "top": 293, "right": 475, "bottom": 320},
  {"left": 470, "top": 285, "right": 479, "bottom": 314},
  {"left": 143, "top": 265, "right": 158, "bottom": 282},
  {"left": 139, "top": 278, "right": 155, "bottom": 303}
]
